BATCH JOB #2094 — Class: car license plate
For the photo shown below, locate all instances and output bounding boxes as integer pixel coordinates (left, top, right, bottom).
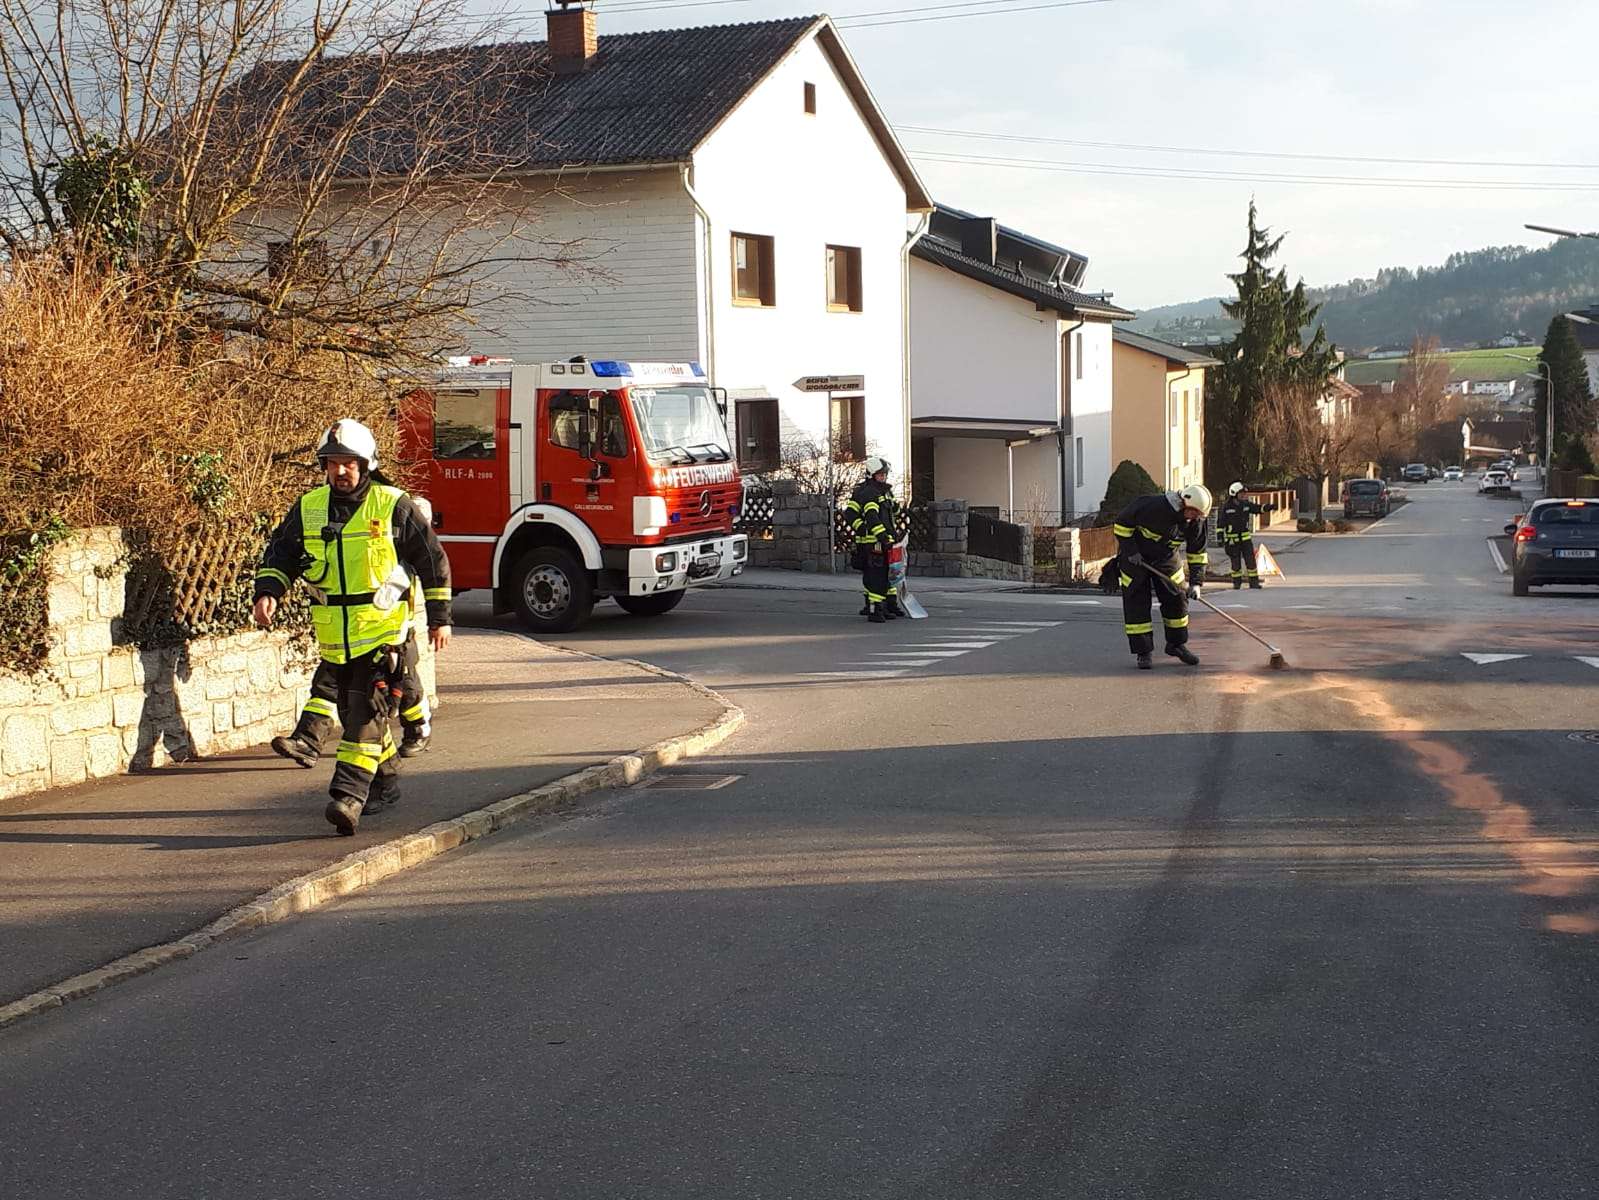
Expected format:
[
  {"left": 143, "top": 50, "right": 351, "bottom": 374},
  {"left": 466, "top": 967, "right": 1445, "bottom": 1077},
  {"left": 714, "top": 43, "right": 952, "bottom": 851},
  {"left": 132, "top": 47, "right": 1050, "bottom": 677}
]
[
  {"left": 688, "top": 553, "right": 722, "bottom": 578},
  {"left": 1555, "top": 548, "right": 1597, "bottom": 558}
]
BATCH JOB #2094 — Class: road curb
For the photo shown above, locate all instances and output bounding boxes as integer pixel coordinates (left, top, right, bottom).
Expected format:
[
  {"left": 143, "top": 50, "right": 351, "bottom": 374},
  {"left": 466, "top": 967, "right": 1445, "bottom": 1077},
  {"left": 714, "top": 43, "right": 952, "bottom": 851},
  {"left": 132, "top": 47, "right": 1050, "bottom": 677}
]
[{"left": 0, "top": 647, "right": 744, "bottom": 1034}]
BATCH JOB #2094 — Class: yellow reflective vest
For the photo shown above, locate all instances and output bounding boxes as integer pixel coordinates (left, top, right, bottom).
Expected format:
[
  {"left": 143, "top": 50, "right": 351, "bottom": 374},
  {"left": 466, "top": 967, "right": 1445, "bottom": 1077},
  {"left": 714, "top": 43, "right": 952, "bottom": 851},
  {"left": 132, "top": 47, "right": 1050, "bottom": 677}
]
[{"left": 299, "top": 484, "right": 409, "bottom": 664}]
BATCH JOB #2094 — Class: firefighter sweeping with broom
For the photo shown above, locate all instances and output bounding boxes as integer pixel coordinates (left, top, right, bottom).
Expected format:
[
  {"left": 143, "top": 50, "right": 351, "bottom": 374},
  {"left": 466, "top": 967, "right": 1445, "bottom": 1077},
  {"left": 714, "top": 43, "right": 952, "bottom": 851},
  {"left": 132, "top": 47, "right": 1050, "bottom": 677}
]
[{"left": 1113, "top": 484, "right": 1212, "bottom": 670}]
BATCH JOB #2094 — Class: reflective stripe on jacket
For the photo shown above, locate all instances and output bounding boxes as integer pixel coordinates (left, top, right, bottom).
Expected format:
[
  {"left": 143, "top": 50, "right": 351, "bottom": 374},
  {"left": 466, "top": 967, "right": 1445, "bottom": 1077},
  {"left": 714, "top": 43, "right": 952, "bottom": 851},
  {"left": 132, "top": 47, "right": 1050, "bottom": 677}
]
[
  {"left": 299, "top": 484, "right": 409, "bottom": 664},
  {"left": 846, "top": 479, "right": 896, "bottom": 548},
  {"left": 1113, "top": 492, "right": 1208, "bottom": 581}
]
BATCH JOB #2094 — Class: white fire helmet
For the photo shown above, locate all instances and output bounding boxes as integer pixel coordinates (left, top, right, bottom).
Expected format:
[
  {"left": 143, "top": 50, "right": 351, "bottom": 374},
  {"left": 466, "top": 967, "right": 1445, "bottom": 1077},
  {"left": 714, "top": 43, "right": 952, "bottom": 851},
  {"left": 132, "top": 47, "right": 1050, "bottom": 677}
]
[
  {"left": 864, "top": 456, "right": 891, "bottom": 477},
  {"left": 1228, "top": 481, "right": 1245, "bottom": 497},
  {"left": 315, "top": 419, "right": 380, "bottom": 471},
  {"left": 1179, "top": 483, "right": 1213, "bottom": 519}
]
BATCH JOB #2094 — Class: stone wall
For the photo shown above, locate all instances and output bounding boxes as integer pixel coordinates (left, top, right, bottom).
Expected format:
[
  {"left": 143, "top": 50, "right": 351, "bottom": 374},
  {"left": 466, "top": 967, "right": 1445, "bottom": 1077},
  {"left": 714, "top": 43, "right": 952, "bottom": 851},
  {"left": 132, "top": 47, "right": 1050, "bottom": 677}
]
[
  {"left": 0, "top": 527, "right": 434, "bottom": 802},
  {"left": 747, "top": 481, "right": 842, "bottom": 573},
  {"left": 908, "top": 500, "right": 1034, "bottom": 582}
]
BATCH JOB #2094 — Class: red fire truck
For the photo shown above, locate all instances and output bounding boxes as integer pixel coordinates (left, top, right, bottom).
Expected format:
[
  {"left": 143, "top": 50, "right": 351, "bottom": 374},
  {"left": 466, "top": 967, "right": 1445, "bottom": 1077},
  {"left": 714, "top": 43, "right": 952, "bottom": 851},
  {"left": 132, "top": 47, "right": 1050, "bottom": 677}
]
[{"left": 399, "top": 357, "right": 748, "bottom": 633}]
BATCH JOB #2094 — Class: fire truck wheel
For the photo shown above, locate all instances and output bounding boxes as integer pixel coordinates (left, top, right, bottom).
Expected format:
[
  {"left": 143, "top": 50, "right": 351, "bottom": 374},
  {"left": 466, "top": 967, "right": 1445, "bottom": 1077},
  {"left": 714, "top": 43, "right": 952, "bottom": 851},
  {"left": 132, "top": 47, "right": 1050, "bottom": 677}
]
[
  {"left": 509, "top": 546, "right": 594, "bottom": 633},
  {"left": 614, "top": 590, "right": 687, "bottom": 618}
]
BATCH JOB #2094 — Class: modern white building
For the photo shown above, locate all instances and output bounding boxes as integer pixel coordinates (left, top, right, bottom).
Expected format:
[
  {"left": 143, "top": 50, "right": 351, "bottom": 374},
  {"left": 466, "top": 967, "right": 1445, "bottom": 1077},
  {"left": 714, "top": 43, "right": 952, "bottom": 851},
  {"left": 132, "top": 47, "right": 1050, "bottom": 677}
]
[
  {"left": 441, "top": 6, "right": 930, "bottom": 480},
  {"left": 907, "top": 204, "right": 1131, "bottom": 524}
]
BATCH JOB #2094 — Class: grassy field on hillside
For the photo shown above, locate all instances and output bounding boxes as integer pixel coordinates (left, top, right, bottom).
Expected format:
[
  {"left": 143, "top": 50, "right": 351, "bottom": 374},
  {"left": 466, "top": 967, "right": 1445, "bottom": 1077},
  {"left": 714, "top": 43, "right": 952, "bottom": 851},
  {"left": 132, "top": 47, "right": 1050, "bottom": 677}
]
[{"left": 1345, "top": 347, "right": 1542, "bottom": 386}]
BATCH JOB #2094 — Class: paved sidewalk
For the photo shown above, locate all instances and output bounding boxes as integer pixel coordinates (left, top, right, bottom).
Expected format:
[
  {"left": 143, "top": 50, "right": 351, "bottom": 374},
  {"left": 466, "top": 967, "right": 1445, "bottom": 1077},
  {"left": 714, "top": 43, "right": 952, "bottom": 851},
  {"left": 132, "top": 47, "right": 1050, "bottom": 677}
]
[{"left": 0, "top": 628, "right": 723, "bottom": 1005}]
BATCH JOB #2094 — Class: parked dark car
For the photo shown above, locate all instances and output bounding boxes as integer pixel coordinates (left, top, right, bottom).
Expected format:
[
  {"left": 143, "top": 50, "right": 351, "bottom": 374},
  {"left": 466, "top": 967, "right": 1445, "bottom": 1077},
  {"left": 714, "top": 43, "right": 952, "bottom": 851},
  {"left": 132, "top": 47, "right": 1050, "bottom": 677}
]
[
  {"left": 1340, "top": 478, "right": 1391, "bottom": 517},
  {"left": 1508, "top": 499, "right": 1599, "bottom": 595},
  {"left": 1401, "top": 463, "right": 1429, "bottom": 483}
]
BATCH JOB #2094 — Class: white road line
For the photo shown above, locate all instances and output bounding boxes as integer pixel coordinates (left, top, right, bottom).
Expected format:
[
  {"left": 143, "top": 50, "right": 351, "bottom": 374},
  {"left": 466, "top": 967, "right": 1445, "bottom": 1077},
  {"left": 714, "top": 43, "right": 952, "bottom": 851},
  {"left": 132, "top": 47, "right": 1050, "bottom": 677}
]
[
  {"left": 959, "top": 620, "right": 1063, "bottom": 626},
  {"left": 1053, "top": 599, "right": 1104, "bottom": 606},
  {"left": 897, "top": 641, "right": 997, "bottom": 649},
  {"left": 1460, "top": 653, "right": 1528, "bottom": 665},
  {"left": 1576, "top": 656, "right": 1599, "bottom": 670},
  {"left": 871, "top": 650, "right": 970, "bottom": 658},
  {"left": 839, "top": 659, "right": 939, "bottom": 668},
  {"left": 1485, "top": 538, "right": 1510, "bottom": 575},
  {"left": 1285, "top": 604, "right": 1326, "bottom": 610}
]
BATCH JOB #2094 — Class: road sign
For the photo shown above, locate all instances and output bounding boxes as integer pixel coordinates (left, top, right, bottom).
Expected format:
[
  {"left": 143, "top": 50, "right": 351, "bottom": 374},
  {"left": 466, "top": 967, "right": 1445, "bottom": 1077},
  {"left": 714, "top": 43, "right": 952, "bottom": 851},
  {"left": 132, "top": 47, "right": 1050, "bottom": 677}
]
[{"left": 793, "top": 374, "right": 865, "bottom": 393}]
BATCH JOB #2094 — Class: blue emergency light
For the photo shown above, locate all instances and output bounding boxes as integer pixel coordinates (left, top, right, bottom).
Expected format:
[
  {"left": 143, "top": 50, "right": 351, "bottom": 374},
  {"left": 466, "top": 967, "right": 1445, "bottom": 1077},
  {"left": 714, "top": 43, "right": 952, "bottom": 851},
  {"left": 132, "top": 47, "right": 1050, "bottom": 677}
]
[{"left": 589, "top": 360, "right": 632, "bottom": 377}]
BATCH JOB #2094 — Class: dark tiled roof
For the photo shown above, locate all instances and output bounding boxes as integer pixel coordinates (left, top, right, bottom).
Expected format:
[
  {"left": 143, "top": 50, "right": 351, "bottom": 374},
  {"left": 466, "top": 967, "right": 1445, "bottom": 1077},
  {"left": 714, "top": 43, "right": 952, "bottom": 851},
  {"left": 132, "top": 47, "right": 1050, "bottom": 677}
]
[
  {"left": 227, "top": 18, "right": 822, "bottom": 176},
  {"left": 1113, "top": 327, "right": 1220, "bottom": 367},
  {"left": 912, "top": 236, "right": 1133, "bottom": 321},
  {"left": 1564, "top": 317, "right": 1599, "bottom": 351}
]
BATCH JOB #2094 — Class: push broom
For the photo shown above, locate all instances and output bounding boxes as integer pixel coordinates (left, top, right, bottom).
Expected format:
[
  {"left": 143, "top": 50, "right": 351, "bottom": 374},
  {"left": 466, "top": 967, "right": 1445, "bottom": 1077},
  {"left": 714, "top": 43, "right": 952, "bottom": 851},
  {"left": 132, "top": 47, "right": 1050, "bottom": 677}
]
[{"left": 1144, "top": 565, "right": 1289, "bottom": 669}]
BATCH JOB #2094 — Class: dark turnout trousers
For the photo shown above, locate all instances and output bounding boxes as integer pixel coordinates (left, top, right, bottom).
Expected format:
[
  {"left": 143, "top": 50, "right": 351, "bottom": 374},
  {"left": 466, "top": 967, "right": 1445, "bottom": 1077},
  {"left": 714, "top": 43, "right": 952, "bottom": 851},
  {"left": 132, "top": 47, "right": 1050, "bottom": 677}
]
[
  {"left": 328, "top": 653, "right": 399, "bottom": 808},
  {"left": 1120, "top": 558, "right": 1190, "bottom": 655}
]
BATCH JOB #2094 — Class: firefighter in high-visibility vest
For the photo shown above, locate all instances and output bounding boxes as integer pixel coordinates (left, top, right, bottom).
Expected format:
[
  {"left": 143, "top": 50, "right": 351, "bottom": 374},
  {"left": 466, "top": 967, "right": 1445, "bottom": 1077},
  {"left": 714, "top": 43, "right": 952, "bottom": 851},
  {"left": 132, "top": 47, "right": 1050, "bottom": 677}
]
[
  {"left": 270, "top": 574, "right": 434, "bottom": 768},
  {"left": 1113, "top": 484, "right": 1212, "bottom": 669},
  {"left": 252, "top": 420, "right": 452, "bottom": 835},
  {"left": 1217, "top": 481, "right": 1263, "bottom": 589},
  {"left": 270, "top": 498, "right": 438, "bottom": 769},
  {"left": 845, "top": 456, "right": 902, "bottom": 623}
]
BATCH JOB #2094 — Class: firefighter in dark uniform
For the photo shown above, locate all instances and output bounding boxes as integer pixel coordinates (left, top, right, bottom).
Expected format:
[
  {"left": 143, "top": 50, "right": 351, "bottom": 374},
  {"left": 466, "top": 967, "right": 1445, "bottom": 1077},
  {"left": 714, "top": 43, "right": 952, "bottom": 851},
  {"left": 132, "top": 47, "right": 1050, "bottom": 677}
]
[
  {"left": 1113, "top": 483, "right": 1213, "bottom": 669},
  {"left": 846, "top": 456, "right": 902, "bottom": 623},
  {"left": 252, "top": 420, "right": 452, "bottom": 835},
  {"left": 1218, "top": 481, "right": 1263, "bottom": 589}
]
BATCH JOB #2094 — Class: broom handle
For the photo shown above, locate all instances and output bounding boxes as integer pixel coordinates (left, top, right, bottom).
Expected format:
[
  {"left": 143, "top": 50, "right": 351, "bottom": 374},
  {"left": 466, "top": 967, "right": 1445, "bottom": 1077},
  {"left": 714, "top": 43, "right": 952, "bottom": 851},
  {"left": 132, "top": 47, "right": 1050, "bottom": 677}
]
[{"left": 1143, "top": 563, "right": 1281, "bottom": 653}]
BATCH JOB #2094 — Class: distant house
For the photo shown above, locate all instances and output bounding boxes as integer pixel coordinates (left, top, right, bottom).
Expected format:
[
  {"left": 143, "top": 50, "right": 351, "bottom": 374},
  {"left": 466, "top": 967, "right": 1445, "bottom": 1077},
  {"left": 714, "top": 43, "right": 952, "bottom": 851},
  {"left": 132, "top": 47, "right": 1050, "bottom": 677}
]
[
  {"left": 1110, "top": 329, "right": 1217, "bottom": 491},
  {"left": 1564, "top": 305, "right": 1599, "bottom": 395},
  {"left": 1461, "top": 417, "right": 1531, "bottom": 465},
  {"left": 908, "top": 203, "right": 1132, "bottom": 523},
  {"left": 1367, "top": 343, "right": 1410, "bottom": 360}
]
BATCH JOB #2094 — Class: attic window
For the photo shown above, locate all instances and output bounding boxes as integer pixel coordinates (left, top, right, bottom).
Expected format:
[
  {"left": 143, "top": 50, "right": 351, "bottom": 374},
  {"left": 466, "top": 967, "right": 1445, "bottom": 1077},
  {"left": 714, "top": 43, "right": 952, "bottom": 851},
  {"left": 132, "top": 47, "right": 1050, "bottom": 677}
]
[{"left": 804, "top": 82, "right": 817, "bottom": 114}]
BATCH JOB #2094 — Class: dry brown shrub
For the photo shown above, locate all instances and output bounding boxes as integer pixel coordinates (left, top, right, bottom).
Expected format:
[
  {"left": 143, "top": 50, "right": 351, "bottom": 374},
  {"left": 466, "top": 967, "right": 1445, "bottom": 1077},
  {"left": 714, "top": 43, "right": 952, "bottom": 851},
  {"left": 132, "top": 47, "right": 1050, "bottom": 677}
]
[{"left": 0, "top": 256, "right": 412, "bottom": 661}]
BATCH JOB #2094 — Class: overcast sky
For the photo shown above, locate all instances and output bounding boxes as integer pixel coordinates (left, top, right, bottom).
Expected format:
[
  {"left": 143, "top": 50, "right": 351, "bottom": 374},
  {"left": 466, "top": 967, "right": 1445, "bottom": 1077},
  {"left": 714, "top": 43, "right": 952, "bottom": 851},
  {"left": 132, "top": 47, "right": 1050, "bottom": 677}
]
[{"left": 505, "top": 0, "right": 1599, "bottom": 312}]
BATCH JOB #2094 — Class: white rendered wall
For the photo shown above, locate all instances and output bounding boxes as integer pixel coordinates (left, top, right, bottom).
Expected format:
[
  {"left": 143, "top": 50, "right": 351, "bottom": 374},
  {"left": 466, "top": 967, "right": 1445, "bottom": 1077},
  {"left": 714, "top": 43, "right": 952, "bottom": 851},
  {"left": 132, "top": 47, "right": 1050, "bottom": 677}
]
[{"left": 692, "top": 34, "right": 912, "bottom": 471}]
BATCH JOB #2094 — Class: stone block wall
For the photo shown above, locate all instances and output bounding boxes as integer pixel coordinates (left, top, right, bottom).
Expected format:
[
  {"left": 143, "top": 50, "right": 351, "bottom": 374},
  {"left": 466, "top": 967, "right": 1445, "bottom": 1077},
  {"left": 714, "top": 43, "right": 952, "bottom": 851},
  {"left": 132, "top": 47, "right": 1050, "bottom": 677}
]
[
  {"left": 746, "top": 481, "right": 842, "bottom": 573},
  {"left": 0, "top": 527, "right": 434, "bottom": 801},
  {"left": 908, "top": 500, "right": 1034, "bottom": 582}
]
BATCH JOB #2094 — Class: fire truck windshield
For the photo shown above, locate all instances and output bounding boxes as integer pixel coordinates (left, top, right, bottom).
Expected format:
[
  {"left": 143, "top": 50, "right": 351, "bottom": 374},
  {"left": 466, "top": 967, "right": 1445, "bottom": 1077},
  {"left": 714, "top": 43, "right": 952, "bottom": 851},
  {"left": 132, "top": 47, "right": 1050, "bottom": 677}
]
[{"left": 630, "top": 386, "right": 730, "bottom": 463}]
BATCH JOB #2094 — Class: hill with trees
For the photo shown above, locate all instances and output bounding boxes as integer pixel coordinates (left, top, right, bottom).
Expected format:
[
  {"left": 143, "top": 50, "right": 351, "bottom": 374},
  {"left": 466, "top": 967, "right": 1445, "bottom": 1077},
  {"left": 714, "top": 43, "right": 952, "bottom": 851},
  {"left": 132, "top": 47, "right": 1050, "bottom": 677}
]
[{"left": 1133, "top": 237, "right": 1599, "bottom": 351}]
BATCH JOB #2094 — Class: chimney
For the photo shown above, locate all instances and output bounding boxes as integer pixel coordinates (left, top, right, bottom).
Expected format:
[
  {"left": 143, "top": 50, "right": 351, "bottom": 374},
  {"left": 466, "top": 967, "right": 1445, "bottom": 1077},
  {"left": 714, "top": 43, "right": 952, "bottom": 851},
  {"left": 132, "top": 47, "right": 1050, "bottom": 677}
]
[{"left": 547, "top": 1, "right": 597, "bottom": 75}]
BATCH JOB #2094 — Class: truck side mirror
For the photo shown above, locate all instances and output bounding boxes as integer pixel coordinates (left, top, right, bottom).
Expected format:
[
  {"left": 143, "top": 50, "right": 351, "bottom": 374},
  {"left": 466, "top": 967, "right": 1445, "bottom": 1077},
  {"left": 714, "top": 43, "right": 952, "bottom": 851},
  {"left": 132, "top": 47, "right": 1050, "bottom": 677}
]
[{"left": 711, "top": 386, "right": 728, "bottom": 425}]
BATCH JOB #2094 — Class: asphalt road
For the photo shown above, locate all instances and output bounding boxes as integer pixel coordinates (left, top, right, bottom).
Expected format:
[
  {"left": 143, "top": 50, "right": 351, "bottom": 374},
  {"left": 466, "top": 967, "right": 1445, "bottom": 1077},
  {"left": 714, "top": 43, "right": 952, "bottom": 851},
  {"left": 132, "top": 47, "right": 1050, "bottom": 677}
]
[{"left": 4, "top": 481, "right": 1599, "bottom": 1198}]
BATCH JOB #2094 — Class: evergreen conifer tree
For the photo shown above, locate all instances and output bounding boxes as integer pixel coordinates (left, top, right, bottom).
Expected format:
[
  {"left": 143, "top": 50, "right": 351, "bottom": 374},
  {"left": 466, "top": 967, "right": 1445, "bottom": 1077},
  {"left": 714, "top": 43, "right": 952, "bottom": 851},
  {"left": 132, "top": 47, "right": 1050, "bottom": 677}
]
[
  {"left": 1537, "top": 315, "right": 1595, "bottom": 460},
  {"left": 1204, "top": 202, "right": 1338, "bottom": 486}
]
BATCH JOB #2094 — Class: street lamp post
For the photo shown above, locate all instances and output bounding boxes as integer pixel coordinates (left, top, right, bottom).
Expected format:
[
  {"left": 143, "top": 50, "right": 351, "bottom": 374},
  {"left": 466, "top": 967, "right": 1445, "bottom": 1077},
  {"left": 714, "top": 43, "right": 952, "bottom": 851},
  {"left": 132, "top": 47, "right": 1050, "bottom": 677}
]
[{"left": 1519, "top": 366, "right": 1554, "bottom": 489}]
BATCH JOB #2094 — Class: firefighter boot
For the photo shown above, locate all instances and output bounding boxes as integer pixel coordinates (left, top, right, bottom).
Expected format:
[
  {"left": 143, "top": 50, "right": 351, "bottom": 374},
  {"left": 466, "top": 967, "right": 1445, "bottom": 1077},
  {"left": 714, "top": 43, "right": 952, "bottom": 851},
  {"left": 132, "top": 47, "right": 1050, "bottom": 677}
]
[
  {"left": 399, "top": 729, "right": 430, "bottom": 758},
  {"left": 1232, "top": 579, "right": 1243, "bottom": 590},
  {"left": 363, "top": 775, "right": 401, "bottom": 815},
  {"left": 884, "top": 596, "right": 905, "bottom": 619},
  {"left": 1165, "top": 644, "right": 1201, "bottom": 666},
  {"left": 1136, "top": 652, "right": 1153, "bottom": 670},
  {"left": 271, "top": 733, "right": 319, "bottom": 769},
  {"left": 1248, "top": 579, "right": 1263, "bottom": 590},
  {"left": 324, "top": 796, "right": 363, "bottom": 836},
  {"left": 868, "top": 603, "right": 886, "bottom": 624},
  {"left": 859, "top": 603, "right": 871, "bottom": 617}
]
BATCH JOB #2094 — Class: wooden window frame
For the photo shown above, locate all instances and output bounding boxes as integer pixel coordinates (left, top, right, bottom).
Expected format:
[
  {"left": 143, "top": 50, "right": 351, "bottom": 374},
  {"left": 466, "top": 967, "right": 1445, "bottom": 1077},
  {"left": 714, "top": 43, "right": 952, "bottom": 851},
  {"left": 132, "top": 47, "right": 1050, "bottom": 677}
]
[
  {"left": 731, "top": 232, "right": 776, "bottom": 307},
  {"left": 803, "top": 81, "right": 817, "bottom": 114},
  {"left": 825, "top": 244, "right": 863, "bottom": 313},
  {"left": 735, "top": 398, "right": 781, "bottom": 473},
  {"left": 830, "top": 394, "right": 867, "bottom": 463}
]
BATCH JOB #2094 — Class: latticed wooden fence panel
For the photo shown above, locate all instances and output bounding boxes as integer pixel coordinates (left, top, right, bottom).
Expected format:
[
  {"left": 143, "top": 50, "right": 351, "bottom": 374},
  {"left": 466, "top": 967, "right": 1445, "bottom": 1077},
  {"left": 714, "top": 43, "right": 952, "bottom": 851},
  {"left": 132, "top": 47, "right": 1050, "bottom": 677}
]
[
  {"left": 122, "top": 521, "right": 270, "bottom": 646},
  {"left": 735, "top": 492, "right": 776, "bottom": 538}
]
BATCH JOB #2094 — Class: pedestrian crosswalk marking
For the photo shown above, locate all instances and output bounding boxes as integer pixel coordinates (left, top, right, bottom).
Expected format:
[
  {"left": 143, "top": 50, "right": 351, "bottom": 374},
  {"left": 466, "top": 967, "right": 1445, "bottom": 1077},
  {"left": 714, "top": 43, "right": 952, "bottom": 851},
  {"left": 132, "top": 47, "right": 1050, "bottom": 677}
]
[
  {"left": 898, "top": 641, "right": 997, "bottom": 649},
  {"left": 869, "top": 650, "right": 969, "bottom": 658},
  {"left": 1460, "top": 653, "right": 1528, "bottom": 664},
  {"left": 840, "top": 659, "right": 939, "bottom": 668},
  {"left": 1576, "top": 656, "right": 1599, "bottom": 670}
]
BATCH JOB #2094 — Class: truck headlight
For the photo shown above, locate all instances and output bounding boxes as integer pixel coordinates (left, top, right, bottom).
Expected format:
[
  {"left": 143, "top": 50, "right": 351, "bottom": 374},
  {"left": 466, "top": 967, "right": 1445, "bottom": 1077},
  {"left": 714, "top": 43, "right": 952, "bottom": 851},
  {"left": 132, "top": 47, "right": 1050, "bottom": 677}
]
[{"left": 654, "top": 551, "right": 678, "bottom": 573}]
